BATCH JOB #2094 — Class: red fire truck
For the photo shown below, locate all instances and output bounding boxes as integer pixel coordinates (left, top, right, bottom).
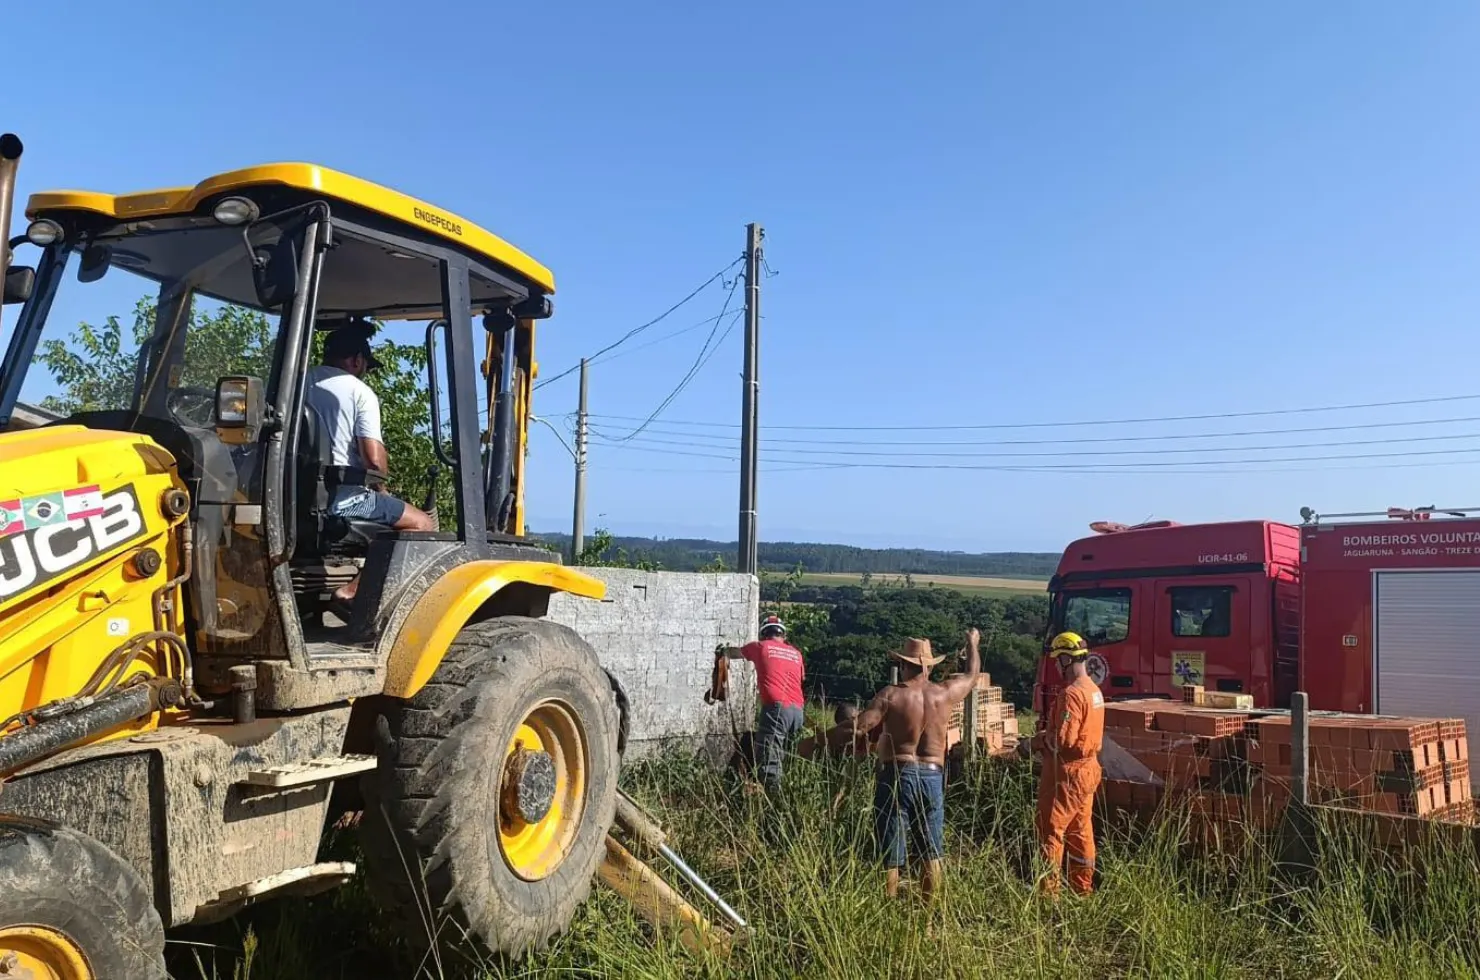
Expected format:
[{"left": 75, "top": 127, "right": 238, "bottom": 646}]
[{"left": 1039, "top": 507, "right": 1480, "bottom": 743}]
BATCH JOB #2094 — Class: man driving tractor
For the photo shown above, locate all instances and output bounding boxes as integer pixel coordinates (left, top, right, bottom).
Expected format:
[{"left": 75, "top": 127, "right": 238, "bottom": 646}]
[{"left": 306, "top": 319, "right": 434, "bottom": 615}]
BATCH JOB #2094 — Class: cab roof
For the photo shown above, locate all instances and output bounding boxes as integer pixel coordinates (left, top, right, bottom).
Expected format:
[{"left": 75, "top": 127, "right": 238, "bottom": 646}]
[
  {"left": 1055, "top": 519, "right": 1301, "bottom": 585},
  {"left": 25, "top": 162, "right": 554, "bottom": 294}
]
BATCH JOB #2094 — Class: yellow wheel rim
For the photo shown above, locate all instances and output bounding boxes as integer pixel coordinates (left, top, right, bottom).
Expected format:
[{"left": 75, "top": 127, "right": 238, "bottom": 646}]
[
  {"left": 498, "top": 699, "right": 588, "bottom": 881},
  {"left": 0, "top": 925, "right": 92, "bottom": 980}
]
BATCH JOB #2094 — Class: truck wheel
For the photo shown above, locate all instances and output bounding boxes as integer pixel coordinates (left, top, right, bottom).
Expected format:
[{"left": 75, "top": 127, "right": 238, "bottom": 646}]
[
  {"left": 361, "top": 617, "right": 620, "bottom": 956},
  {"left": 0, "top": 817, "right": 166, "bottom": 980}
]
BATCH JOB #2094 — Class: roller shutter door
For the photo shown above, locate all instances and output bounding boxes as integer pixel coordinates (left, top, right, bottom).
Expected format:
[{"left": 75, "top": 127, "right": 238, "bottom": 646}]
[{"left": 1374, "top": 571, "right": 1480, "bottom": 749}]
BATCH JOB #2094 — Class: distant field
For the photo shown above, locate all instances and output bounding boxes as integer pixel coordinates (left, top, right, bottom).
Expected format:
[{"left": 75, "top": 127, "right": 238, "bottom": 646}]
[{"left": 796, "top": 572, "right": 1047, "bottom": 596}]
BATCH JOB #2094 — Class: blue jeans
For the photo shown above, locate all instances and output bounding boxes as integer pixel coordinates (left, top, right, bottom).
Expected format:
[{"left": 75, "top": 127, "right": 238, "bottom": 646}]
[
  {"left": 874, "top": 763, "right": 946, "bottom": 868},
  {"left": 330, "top": 485, "right": 405, "bottom": 526},
  {"left": 756, "top": 703, "right": 804, "bottom": 792}
]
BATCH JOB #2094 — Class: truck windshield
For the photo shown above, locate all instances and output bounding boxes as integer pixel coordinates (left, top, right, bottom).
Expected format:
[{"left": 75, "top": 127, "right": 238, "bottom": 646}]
[
  {"left": 1053, "top": 587, "right": 1132, "bottom": 645},
  {"left": 6, "top": 219, "right": 288, "bottom": 429}
]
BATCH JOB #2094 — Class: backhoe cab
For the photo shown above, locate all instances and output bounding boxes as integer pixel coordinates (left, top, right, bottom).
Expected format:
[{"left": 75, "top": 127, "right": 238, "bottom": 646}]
[{"left": 0, "top": 136, "right": 666, "bottom": 976}]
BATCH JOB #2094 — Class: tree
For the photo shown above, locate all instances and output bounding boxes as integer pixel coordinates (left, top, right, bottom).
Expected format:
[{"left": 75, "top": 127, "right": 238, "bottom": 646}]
[
  {"left": 38, "top": 298, "right": 275, "bottom": 416},
  {"left": 36, "top": 298, "right": 455, "bottom": 515}
]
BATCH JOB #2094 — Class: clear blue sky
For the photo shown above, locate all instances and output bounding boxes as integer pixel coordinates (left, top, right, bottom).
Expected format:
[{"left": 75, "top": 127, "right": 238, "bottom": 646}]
[{"left": 9, "top": 2, "right": 1480, "bottom": 552}]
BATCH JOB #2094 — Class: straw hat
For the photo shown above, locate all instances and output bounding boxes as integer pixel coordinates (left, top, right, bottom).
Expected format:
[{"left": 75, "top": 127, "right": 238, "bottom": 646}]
[{"left": 890, "top": 637, "right": 944, "bottom": 668}]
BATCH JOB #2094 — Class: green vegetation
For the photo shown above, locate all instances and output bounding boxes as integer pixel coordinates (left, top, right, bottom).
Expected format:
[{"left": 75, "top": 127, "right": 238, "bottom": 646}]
[
  {"left": 760, "top": 578, "right": 1050, "bottom": 704},
  {"left": 174, "top": 754, "right": 1480, "bottom": 979},
  {"left": 535, "top": 531, "right": 1060, "bottom": 578},
  {"left": 37, "top": 298, "right": 456, "bottom": 514},
  {"left": 796, "top": 572, "right": 1046, "bottom": 597}
]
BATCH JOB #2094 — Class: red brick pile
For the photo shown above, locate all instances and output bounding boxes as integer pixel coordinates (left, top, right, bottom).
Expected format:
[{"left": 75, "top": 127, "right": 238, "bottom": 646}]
[
  {"left": 947, "top": 674, "right": 1018, "bottom": 754},
  {"left": 1097, "top": 698, "right": 1474, "bottom": 830}
]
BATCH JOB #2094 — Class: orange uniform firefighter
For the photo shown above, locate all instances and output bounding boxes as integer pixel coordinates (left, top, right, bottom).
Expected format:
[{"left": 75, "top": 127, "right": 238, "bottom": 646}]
[{"left": 1031, "top": 631, "right": 1106, "bottom": 896}]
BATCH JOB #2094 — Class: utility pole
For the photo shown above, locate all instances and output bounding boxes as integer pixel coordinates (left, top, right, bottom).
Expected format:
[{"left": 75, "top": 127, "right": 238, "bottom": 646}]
[
  {"left": 738, "top": 223, "right": 763, "bottom": 575},
  {"left": 571, "top": 358, "right": 589, "bottom": 564}
]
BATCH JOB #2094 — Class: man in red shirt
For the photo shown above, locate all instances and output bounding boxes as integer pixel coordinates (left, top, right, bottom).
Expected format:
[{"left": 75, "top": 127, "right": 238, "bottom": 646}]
[{"left": 717, "top": 615, "right": 806, "bottom": 794}]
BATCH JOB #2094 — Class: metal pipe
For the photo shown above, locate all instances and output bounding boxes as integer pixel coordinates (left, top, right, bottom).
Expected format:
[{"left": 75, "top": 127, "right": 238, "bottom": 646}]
[
  {"left": 0, "top": 133, "right": 23, "bottom": 337},
  {"left": 269, "top": 215, "right": 326, "bottom": 564},
  {"left": 0, "top": 683, "right": 159, "bottom": 775},
  {"left": 613, "top": 790, "right": 748, "bottom": 931},
  {"left": 653, "top": 840, "right": 748, "bottom": 931},
  {"left": 597, "top": 835, "right": 732, "bottom": 957},
  {"left": 229, "top": 665, "right": 257, "bottom": 724},
  {"left": 487, "top": 315, "right": 517, "bottom": 531}
]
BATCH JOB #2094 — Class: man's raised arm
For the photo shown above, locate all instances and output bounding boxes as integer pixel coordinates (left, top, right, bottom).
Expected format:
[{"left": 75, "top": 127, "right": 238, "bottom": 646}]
[
  {"left": 849, "top": 686, "right": 893, "bottom": 739},
  {"left": 940, "top": 627, "right": 982, "bottom": 702},
  {"left": 715, "top": 642, "right": 750, "bottom": 661}
]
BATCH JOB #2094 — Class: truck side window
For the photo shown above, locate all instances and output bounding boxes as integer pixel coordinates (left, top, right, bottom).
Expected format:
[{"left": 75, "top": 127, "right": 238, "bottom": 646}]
[
  {"left": 1171, "top": 586, "right": 1233, "bottom": 637},
  {"left": 1061, "top": 588, "right": 1132, "bottom": 645}
]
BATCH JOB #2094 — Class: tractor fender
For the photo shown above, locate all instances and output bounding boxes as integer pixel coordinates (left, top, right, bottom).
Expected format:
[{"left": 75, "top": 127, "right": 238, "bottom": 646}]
[{"left": 382, "top": 560, "right": 606, "bottom": 699}]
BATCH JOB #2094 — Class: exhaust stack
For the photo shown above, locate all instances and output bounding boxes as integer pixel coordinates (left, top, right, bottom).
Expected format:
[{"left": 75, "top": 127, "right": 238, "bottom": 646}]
[{"left": 0, "top": 133, "right": 22, "bottom": 335}]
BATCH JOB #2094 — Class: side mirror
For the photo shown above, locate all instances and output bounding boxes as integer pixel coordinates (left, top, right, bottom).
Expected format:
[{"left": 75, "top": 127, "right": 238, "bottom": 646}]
[
  {"left": 77, "top": 244, "right": 111, "bottom": 283},
  {"left": 2, "top": 266, "right": 33, "bottom": 305},
  {"left": 251, "top": 234, "right": 299, "bottom": 310},
  {"left": 214, "top": 375, "right": 265, "bottom": 444}
]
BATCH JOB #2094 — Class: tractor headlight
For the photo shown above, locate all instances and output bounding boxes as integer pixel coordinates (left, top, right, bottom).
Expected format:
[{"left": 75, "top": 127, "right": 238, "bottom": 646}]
[
  {"left": 25, "top": 219, "right": 63, "bottom": 246},
  {"left": 212, "top": 196, "right": 259, "bottom": 226}
]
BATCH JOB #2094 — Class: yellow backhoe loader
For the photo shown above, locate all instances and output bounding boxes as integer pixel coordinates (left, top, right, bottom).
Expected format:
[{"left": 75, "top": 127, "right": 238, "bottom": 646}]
[{"left": 0, "top": 134, "right": 740, "bottom": 978}]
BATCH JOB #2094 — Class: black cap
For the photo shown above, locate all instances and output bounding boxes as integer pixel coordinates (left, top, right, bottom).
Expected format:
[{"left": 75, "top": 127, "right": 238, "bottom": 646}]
[{"left": 323, "top": 323, "right": 382, "bottom": 371}]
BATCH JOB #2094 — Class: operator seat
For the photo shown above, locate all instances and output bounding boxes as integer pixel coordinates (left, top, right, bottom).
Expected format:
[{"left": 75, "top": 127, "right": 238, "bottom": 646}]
[{"left": 295, "top": 403, "right": 386, "bottom": 557}]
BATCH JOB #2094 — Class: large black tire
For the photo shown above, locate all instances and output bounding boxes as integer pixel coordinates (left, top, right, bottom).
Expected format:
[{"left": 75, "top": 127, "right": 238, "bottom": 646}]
[
  {"left": 360, "top": 617, "right": 620, "bottom": 957},
  {"left": 0, "top": 816, "right": 166, "bottom": 980}
]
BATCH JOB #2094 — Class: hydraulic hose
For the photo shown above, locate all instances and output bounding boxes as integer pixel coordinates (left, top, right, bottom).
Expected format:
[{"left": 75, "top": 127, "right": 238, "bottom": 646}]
[{"left": 0, "top": 680, "right": 170, "bottom": 776}]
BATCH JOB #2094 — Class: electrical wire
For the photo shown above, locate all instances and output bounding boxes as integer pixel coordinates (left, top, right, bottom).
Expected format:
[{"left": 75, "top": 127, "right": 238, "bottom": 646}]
[
  {"left": 599, "top": 274, "right": 746, "bottom": 443},
  {"left": 585, "top": 428, "right": 1480, "bottom": 459},
  {"left": 588, "top": 311, "right": 741, "bottom": 367},
  {"left": 583, "top": 413, "right": 1480, "bottom": 448},
  {"left": 584, "top": 392, "right": 1480, "bottom": 432},
  {"left": 585, "top": 440, "right": 1480, "bottom": 472},
  {"left": 534, "top": 256, "right": 743, "bottom": 391}
]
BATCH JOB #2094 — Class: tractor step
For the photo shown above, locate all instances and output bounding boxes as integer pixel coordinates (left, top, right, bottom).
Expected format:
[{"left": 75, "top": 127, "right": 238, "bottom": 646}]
[
  {"left": 193, "top": 862, "right": 356, "bottom": 924},
  {"left": 240, "top": 753, "right": 377, "bottom": 788}
]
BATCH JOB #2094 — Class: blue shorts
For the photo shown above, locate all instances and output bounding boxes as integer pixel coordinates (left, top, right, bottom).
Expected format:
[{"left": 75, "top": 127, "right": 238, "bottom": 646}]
[
  {"left": 874, "top": 762, "right": 946, "bottom": 868},
  {"left": 330, "top": 485, "right": 405, "bottom": 526}
]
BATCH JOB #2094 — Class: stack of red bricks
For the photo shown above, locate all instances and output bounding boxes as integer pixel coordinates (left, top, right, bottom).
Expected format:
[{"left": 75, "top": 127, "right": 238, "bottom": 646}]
[
  {"left": 947, "top": 674, "right": 1018, "bottom": 754},
  {"left": 1096, "top": 696, "right": 1474, "bottom": 830},
  {"left": 1098, "top": 701, "right": 1249, "bottom": 819},
  {"left": 1248, "top": 714, "right": 1471, "bottom": 821}
]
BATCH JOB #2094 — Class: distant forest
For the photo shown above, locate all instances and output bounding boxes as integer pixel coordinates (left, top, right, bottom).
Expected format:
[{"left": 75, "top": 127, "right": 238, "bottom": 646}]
[{"left": 532, "top": 531, "right": 1059, "bottom": 578}]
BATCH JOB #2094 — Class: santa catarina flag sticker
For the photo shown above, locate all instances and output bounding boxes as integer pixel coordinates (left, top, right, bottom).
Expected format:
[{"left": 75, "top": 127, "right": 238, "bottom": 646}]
[{"left": 0, "top": 500, "right": 20, "bottom": 537}]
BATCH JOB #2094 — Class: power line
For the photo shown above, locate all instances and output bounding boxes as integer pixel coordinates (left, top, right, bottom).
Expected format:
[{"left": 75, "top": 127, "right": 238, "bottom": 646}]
[
  {"left": 586, "top": 440, "right": 1480, "bottom": 472},
  {"left": 533, "top": 255, "right": 743, "bottom": 391},
  {"left": 587, "top": 310, "right": 740, "bottom": 367},
  {"left": 576, "top": 456, "right": 1480, "bottom": 477},
  {"left": 585, "top": 429, "right": 1480, "bottom": 459},
  {"left": 584, "top": 392, "right": 1480, "bottom": 432},
  {"left": 599, "top": 274, "right": 745, "bottom": 444},
  {"left": 583, "top": 413, "right": 1480, "bottom": 447}
]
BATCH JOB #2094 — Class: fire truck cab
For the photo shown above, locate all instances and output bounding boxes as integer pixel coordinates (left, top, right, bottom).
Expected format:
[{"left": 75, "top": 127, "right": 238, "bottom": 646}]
[{"left": 1040, "top": 519, "right": 1301, "bottom": 713}]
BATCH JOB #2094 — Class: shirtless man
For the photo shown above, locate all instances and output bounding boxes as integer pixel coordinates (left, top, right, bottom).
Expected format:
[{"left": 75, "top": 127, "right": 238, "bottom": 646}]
[{"left": 847, "top": 628, "right": 981, "bottom": 899}]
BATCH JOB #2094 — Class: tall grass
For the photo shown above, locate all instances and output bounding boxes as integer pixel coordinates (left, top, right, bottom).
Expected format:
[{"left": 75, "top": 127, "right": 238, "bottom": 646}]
[{"left": 172, "top": 752, "right": 1480, "bottom": 980}]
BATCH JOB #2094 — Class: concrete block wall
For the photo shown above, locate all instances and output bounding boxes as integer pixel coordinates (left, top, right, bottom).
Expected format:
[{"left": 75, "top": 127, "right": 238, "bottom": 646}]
[{"left": 546, "top": 569, "right": 759, "bottom": 761}]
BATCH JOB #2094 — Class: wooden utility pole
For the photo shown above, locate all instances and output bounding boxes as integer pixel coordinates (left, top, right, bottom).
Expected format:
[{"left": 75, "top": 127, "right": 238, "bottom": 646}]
[
  {"left": 737, "top": 223, "right": 763, "bottom": 574},
  {"left": 570, "top": 358, "right": 589, "bottom": 563}
]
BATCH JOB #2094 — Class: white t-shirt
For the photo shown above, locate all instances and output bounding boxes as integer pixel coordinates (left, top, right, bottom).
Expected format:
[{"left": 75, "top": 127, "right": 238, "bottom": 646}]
[{"left": 306, "top": 365, "right": 382, "bottom": 470}]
